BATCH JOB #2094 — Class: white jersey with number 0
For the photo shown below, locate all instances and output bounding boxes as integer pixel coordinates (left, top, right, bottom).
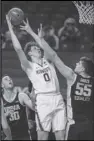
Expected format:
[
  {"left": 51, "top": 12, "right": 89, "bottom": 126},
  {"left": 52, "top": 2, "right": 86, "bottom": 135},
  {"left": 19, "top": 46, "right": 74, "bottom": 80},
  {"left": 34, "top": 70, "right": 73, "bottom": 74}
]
[{"left": 23, "top": 58, "right": 60, "bottom": 95}]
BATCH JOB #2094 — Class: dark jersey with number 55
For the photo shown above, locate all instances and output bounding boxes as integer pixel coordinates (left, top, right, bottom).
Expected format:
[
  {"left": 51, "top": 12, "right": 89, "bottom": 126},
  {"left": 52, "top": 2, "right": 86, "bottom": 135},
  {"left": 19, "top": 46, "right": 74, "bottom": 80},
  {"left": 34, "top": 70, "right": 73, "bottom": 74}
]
[
  {"left": 2, "top": 93, "right": 29, "bottom": 140},
  {"left": 67, "top": 74, "right": 94, "bottom": 121}
]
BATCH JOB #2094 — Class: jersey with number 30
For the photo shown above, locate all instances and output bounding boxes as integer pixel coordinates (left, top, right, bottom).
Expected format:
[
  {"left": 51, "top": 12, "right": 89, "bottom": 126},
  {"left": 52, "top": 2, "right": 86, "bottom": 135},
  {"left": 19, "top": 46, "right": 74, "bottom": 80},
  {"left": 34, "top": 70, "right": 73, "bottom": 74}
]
[
  {"left": 2, "top": 93, "right": 29, "bottom": 139},
  {"left": 67, "top": 74, "right": 94, "bottom": 121},
  {"left": 25, "top": 58, "right": 60, "bottom": 95}
]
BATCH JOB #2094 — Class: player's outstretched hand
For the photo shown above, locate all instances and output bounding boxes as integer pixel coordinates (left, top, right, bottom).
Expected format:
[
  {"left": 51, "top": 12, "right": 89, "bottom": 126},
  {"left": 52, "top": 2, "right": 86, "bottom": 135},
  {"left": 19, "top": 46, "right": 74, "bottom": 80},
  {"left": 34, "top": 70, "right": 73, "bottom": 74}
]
[
  {"left": 38, "top": 23, "right": 44, "bottom": 39},
  {"left": 6, "top": 15, "right": 13, "bottom": 30},
  {"left": 20, "top": 18, "right": 32, "bottom": 33}
]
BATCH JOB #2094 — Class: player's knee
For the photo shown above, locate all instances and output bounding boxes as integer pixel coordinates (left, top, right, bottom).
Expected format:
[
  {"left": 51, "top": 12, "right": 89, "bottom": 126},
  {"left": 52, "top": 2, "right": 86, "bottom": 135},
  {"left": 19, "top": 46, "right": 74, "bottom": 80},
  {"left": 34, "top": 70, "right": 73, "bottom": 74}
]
[
  {"left": 37, "top": 131, "right": 49, "bottom": 140},
  {"left": 55, "top": 130, "right": 65, "bottom": 140}
]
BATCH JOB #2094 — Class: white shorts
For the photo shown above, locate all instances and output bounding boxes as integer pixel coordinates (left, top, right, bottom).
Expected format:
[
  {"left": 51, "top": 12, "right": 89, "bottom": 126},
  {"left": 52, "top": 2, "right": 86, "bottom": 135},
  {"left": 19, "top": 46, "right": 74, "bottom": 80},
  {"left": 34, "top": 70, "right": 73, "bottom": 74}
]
[{"left": 35, "top": 93, "right": 66, "bottom": 132}]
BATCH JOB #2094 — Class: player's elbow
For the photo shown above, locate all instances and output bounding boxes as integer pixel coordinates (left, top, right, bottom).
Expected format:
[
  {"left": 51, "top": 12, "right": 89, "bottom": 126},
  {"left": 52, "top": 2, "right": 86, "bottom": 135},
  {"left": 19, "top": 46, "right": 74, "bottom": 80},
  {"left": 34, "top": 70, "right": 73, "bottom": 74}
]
[
  {"left": 12, "top": 40, "right": 22, "bottom": 50},
  {"left": 2, "top": 122, "right": 9, "bottom": 130},
  {"left": 3, "top": 126, "right": 9, "bottom": 130},
  {"left": 51, "top": 52, "right": 58, "bottom": 62},
  {"left": 50, "top": 51, "right": 57, "bottom": 59},
  {"left": 15, "top": 47, "right": 22, "bottom": 52}
]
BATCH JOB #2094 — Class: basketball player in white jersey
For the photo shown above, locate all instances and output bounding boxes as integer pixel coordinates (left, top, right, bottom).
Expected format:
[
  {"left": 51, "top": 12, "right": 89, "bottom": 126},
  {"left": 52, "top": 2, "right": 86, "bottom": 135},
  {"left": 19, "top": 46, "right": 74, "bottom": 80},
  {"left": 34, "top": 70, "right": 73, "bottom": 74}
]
[{"left": 6, "top": 15, "right": 66, "bottom": 140}]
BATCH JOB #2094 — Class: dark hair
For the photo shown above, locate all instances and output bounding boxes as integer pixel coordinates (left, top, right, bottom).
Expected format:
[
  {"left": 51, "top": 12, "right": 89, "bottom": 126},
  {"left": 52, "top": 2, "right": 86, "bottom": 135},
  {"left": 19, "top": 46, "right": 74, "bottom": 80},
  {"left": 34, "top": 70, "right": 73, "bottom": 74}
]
[
  {"left": 2, "top": 74, "right": 10, "bottom": 78},
  {"left": 80, "top": 57, "right": 94, "bottom": 76},
  {"left": 43, "top": 25, "right": 54, "bottom": 33},
  {"left": 1, "top": 74, "right": 10, "bottom": 83},
  {"left": 64, "top": 18, "right": 76, "bottom": 27},
  {"left": 24, "top": 41, "right": 44, "bottom": 60}
]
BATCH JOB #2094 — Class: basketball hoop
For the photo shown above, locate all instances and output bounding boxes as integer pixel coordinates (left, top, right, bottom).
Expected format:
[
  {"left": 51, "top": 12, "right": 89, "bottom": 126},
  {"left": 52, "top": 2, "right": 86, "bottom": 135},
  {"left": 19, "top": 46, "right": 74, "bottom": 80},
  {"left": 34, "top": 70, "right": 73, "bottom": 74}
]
[{"left": 72, "top": 1, "right": 94, "bottom": 25}]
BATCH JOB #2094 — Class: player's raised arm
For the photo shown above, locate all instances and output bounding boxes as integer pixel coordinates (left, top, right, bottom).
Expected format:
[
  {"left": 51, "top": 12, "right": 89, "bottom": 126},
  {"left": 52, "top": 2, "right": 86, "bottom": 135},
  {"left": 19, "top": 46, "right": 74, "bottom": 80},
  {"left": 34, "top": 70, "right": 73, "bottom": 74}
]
[
  {"left": 20, "top": 20, "right": 54, "bottom": 60},
  {"left": 18, "top": 93, "right": 36, "bottom": 112},
  {"left": 53, "top": 54, "right": 76, "bottom": 81},
  {"left": 40, "top": 41, "right": 75, "bottom": 81},
  {"left": 1, "top": 100, "right": 12, "bottom": 140},
  {"left": 19, "top": 19, "right": 75, "bottom": 81},
  {"left": 6, "top": 15, "right": 30, "bottom": 70},
  {"left": 38, "top": 25, "right": 76, "bottom": 81}
]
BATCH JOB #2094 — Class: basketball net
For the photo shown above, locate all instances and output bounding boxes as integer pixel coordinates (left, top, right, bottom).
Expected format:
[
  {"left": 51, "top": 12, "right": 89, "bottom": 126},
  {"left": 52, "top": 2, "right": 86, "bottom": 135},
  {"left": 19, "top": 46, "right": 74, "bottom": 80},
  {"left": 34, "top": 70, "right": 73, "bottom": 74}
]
[{"left": 72, "top": 1, "right": 94, "bottom": 25}]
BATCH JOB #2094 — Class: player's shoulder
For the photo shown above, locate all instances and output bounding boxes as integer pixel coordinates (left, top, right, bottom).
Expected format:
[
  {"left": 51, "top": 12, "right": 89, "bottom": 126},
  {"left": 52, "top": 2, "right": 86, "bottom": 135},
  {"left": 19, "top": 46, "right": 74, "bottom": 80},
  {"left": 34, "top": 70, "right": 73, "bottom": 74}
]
[
  {"left": 28, "top": 60, "right": 33, "bottom": 65},
  {"left": 27, "top": 60, "right": 34, "bottom": 68},
  {"left": 67, "top": 73, "right": 77, "bottom": 86},
  {"left": 18, "top": 92, "right": 28, "bottom": 106},
  {"left": 13, "top": 86, "right": 22, "bottom": 94},
  {"left": 18, "top": 92, "right": 27, "bottom": 98},
  {"left": 73, "top": 73, "right": 85, "bottom": 82},
  {"left": 21, "top": 60, "right": 32, "bottom": 71},
  {"left": 43, "top": 57, "right": 53, "bottom": 65}
]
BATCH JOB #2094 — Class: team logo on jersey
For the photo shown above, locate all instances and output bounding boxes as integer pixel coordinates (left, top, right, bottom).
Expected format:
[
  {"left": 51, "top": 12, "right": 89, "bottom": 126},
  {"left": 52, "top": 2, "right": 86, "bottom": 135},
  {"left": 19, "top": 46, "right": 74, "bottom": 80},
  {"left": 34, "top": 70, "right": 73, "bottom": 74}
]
[
  {"left": 80, "top": 78, "right": 90, "bottom": 84},
  {"left": 4, "top": 104, "right": 20, "bottom": 121},
  {"left": 4, "top": 104, "right": 20, "bottom": 113},
  {"left": 36, "top": 67, "right": 50, "bottom": 74}
]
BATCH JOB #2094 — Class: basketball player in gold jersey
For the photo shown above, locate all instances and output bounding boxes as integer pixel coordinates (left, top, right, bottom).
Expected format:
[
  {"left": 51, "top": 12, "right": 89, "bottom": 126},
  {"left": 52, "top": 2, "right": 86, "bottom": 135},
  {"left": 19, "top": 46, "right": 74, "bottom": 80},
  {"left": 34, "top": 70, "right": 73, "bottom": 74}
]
[{"left": 6, "top": 14, "right": 66, "bottom": 140}]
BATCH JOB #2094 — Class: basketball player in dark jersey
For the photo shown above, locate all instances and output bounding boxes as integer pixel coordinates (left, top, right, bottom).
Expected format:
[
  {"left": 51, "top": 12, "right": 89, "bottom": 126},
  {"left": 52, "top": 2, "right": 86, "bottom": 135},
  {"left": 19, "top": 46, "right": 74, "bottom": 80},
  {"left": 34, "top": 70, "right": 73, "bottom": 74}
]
[
  {"left": 19, "top": 23, "right": 94, "bottom": 140},
  {"left": 1, "top": 75, "right": 35, "bottom": 140},
  {"left": 39, "top": 31, "right": 94, "bottom": 140},
  {"left": 1, "top": 100, "right": 12, "bottom": 140}
]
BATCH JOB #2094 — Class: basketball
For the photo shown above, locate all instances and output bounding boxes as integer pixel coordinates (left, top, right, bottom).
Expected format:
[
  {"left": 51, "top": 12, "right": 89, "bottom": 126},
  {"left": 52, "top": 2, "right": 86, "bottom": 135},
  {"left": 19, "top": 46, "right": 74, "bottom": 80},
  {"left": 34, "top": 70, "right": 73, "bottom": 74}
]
[{"left": 8, "top": 8, "right": 24, "bottom": 26}]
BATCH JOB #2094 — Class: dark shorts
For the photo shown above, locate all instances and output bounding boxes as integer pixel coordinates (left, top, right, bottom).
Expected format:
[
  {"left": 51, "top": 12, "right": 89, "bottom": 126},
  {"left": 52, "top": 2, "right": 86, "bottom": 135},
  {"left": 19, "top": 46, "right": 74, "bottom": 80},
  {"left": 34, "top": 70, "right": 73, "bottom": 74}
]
[{"left": 67, "top": 120, "right": 94, "bottom": 140}]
